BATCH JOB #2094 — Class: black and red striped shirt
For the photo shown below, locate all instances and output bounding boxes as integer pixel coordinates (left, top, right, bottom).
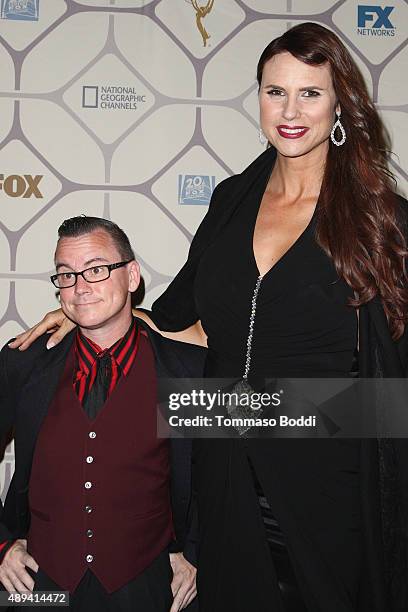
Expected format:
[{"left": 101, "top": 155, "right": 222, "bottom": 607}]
[{"left": 73, "top": 318, "right": 140, "bottom": 405}]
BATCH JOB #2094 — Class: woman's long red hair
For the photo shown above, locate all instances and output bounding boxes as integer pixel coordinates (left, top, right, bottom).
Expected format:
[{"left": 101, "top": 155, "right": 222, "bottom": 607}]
[{"left": 257, "top": 22, "right": 408, "bottom": 339}]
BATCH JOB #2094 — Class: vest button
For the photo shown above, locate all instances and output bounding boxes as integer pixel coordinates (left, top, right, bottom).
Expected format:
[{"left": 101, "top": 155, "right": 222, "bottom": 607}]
[
  {"left": 86, "top": 554, "right": 93, "bottom": 563},
  {"left": 85, "top": 506, "right": 93, "bottom": 513},
  {"left": 89, "top": 432, "right": 96, "bottom": 439},
  {"left": 84, "top": 481, "right": 92, "bottom": 489},
  {"left": 86, "top": 456, "right": 94, "bottom": 464},
  {"left": 86, "top": 529, "right": 93, "bottom": 538}
]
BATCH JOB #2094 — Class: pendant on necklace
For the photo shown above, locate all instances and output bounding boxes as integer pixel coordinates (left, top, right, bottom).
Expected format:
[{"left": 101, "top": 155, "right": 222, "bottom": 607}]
[{"left": 226, "top": 378, "right": 263, "bottom": 436}]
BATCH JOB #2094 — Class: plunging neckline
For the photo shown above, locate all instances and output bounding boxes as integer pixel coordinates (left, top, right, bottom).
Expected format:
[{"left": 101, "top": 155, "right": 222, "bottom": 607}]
[{"left": 251, "top": 193, "right": 318, "bottom": 280}]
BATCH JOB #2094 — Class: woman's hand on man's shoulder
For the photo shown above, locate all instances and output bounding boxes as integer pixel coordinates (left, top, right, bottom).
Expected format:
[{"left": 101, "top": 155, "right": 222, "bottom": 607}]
[{"left": 8, "top": 308, "right": 74, "bottom": 351}]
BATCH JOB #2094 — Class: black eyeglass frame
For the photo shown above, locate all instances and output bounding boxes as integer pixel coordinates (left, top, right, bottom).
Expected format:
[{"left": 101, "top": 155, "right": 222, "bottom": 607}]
[{"left": 50, "top": 260, "right": 133, "bottom": 288}]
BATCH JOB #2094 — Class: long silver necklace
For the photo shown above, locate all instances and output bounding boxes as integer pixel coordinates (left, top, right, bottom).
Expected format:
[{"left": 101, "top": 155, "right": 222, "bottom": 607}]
[{"left": 226, "top": 274, "right": 263, "bottom": 435}]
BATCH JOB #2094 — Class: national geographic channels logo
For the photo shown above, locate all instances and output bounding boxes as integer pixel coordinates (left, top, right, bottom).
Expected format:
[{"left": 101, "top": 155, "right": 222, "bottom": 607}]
[
  {"left": 82, "top": 85, "right": 147, "bottom": 111},
  {"left": 0, "top": 174, "right": 43, "bottom": 198},
  {"left": 357, "top": 5, "right": 396, "bottom": 36}
]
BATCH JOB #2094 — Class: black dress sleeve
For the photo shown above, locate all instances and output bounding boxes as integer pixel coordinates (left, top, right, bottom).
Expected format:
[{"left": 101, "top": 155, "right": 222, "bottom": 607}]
[
  {"left": 149, "top": 146, "right": 277, "bottom": 331},
  {"left": 149, "top": 176, "right": 238, "bottom": 331}
]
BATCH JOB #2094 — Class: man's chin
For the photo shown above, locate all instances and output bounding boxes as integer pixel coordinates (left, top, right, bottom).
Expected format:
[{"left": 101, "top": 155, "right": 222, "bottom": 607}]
[
  {"left": 75, "top": 316, "right": 105, "bottom": 330},
  {"left": 78, "top": 322, "right": 105, "bottom": 330},
  {"left": 63, "top": 304, "right": 131, "bottom": 331},
  {"left": 64, "top": 309, "right": 103, "bottom": 330}
]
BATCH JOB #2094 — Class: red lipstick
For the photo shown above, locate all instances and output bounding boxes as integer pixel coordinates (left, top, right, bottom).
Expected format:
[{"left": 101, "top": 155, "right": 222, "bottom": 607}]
[{"left": 277, "top": 125, "right": 309, "bottom": 139}]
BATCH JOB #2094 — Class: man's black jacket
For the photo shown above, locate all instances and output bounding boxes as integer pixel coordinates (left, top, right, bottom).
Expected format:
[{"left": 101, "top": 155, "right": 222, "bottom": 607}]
[{"left": 0, "top": 317, "right": 206, "bottom": 565}]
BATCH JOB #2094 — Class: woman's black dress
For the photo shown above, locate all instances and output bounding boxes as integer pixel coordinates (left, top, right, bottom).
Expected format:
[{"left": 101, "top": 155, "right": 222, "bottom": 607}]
[
  {"left": 189, "top": 183, "right": 362, "bottom": 612},
  {"left": 150, "top": 146, "right": 408, "bottom": 612}
]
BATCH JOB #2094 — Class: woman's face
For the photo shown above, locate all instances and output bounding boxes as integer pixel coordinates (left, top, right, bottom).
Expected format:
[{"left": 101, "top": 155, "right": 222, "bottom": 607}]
[{"left": 259, "top": 51, "right": 339, "bottom": 159}]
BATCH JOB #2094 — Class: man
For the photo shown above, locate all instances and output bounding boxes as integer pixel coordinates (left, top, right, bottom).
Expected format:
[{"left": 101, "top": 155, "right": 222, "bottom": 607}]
[{"left": 0, "top": 216, "right": 204, "bottom": 611}]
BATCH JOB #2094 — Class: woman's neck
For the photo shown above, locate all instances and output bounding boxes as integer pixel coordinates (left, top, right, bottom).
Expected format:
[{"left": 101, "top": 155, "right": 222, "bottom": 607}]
[{"left": 268, "top": 144, "right": 327, "bottom": 202}]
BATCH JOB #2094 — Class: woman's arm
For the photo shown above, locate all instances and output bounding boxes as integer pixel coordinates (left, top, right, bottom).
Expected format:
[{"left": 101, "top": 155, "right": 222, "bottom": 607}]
[
  {"left": 134, "top": 310, "right": 207, "bottom": 347},
  {"left": 8, "top": 308, "right": 207, "bottom": 350},
  {"left": 9, "top": 173, "right": 236, "bottom": 352}
]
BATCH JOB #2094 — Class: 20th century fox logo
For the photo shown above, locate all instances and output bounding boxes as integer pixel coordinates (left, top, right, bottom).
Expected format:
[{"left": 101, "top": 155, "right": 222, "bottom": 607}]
[{"left": 0, "top": 174, "right": 43, "bottom": 198}]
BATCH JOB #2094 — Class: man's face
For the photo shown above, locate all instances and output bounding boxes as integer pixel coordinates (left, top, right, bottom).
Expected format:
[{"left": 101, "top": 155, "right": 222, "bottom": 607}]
[{"left": 54, "top": 230, "right": 139, "bottom": 330}]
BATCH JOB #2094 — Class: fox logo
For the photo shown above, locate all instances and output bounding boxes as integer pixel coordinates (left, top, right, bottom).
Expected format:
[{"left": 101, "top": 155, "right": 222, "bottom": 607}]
[{"left": 0, "top": 174, "right": 43, "bottom": 198}]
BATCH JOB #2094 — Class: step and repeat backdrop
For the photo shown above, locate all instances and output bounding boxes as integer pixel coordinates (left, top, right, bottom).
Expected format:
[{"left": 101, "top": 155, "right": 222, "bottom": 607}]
[{"left": 0, "top": 0, "right": 407, "bottom": 496}]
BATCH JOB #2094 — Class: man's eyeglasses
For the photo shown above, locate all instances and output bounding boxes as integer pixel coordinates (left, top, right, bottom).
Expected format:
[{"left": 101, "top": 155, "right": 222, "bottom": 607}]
[{"left": 50, "top": 261, "right": 132, "bottom": 289}]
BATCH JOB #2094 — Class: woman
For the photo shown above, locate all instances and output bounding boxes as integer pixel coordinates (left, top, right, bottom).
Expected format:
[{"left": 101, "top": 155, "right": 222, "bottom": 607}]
[{"left": 9, "top": 23, "right": 408, "bottom": 612}]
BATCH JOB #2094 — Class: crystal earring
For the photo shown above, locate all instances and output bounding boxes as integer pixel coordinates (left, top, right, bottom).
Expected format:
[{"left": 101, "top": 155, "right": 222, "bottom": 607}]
[
  {"left": 259, "top": 127, "right": 268, "bottom": 146},
  {"left": 330, "top": 111, "right": 346, "bottom": 146}
]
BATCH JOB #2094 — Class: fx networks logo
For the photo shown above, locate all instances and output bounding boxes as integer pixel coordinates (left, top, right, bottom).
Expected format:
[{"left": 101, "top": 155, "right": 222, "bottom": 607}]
[
  {"left": 82, "top": 85, "right": 147, "bottom": 111},
  {"left": 0, "top": 174, "right": 43, "bottom": 198},
  {"left": 178, "top": 175, "right": 215, "bottom": 206},
  {"left": 0, "top": 0, "right": 39, "bottom": 21},
  {"left": 358, "top": 5, "right": 395, "bottom": 36}
]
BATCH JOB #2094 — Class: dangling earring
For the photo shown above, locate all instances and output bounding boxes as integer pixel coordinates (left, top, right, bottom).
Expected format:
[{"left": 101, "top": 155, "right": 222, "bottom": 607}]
[
  {"left": 330, "top": 111, "right": 346, "bottom": 146},
  {"left": 259, "top": 128, "right": 268, "bottom": 146}
]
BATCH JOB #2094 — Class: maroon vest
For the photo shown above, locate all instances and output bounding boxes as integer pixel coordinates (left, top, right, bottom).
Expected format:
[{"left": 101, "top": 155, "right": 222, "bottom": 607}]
[{"left": 27, "top": 333, "right": 174, "bottom": 593}]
